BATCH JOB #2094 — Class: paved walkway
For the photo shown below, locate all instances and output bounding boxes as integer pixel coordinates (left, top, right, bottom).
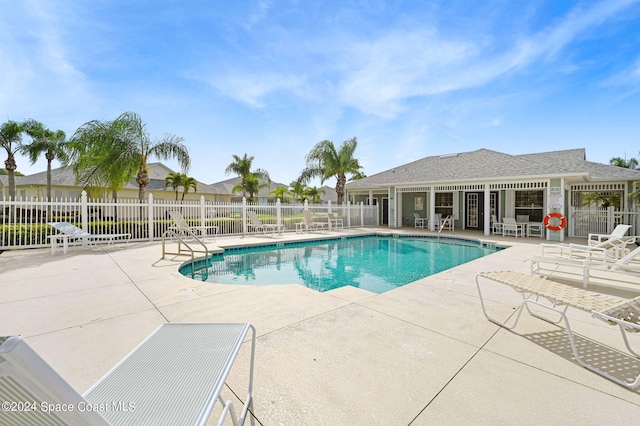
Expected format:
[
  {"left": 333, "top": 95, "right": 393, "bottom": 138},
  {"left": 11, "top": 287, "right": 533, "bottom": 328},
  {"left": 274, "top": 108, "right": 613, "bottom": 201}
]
[{"left": 1, "top": 228, "right": 639, "bottom": 425}]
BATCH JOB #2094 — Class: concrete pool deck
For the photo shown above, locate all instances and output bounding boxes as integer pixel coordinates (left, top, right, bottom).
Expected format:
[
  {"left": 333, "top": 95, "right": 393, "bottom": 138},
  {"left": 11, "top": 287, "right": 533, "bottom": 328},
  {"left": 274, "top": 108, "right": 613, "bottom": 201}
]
[{"left": 1, "top": 228, "right": 640, "bottom": 425}]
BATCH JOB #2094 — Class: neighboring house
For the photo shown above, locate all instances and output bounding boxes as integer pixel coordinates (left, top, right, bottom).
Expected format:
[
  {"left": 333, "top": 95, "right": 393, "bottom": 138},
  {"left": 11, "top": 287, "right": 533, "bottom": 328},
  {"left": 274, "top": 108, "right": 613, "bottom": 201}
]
[
  {"left": 345, "top": 148, "right": 640, "bottom": 240},
  {"left": 0, "top": 163, "right": 231, "bottom": 203},
  {"left": 217, "top": 176, "right": 288, "bottom": 204}
]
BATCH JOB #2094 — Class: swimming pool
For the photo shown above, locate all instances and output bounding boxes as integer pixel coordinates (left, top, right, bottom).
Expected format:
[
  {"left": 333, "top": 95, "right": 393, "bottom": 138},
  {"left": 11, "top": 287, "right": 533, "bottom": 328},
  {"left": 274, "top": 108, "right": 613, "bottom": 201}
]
[{"left": 180, "top": 235, "right": 503, "bottom": 294}]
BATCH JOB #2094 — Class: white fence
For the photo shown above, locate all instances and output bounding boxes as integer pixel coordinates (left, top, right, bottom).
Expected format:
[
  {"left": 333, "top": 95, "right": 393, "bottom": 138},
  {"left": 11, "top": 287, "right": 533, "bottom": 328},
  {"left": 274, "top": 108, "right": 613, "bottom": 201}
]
[
  {"left": 0, "top": 192, "right": 379, "bottom": 250},
  {"left": 569, "top": 206, "right": 639, "bottom": 237}
]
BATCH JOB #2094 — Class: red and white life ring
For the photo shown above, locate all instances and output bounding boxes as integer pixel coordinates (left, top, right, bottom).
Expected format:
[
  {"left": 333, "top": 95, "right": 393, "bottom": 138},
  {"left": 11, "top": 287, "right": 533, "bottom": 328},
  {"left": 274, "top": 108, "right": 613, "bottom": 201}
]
[{"left": 543, "top": 213, "right": 567, "bottom": 231}]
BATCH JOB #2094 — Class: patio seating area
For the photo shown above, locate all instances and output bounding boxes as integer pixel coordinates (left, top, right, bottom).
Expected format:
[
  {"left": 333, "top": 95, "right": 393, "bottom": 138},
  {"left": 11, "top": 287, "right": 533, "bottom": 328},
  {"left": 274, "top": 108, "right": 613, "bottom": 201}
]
[{"left": 2, "top": 228, "right": 640, "bottom": 424}]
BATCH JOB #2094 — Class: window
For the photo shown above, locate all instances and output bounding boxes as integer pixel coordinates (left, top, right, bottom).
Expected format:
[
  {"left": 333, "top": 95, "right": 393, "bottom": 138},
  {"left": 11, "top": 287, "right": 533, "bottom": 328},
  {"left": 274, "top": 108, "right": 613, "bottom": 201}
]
[
  {"left": 515, "top": 190, "right": 544, "bottom": 222},
  {"left": 435, "top": 192, "right": 453, "bottom": 216}
]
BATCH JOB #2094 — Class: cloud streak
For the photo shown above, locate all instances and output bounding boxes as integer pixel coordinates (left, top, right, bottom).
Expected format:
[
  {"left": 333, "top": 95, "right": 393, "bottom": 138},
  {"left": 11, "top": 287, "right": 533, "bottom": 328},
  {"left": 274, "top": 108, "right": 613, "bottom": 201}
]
[{"left": 199, "top": 0, "right": 640, "bottom": 119}]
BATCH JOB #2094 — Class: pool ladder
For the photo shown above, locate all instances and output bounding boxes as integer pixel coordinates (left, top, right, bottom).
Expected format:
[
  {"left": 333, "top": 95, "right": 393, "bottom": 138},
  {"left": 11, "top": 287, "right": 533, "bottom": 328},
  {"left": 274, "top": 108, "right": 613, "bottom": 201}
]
[
  {"left": 437, "top": 215, "right": 453, "bottom": 239},
  {"left": 161, "top": 228, "right": 210, "bottom": 272}
]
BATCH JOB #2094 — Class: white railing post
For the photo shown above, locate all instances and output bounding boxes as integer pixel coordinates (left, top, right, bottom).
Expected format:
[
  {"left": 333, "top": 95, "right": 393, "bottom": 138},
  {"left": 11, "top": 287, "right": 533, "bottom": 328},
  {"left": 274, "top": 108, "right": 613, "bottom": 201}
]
[
  {"left": 200, "top": 195, "right": 206, "bottom": 236},
  {"left": 347, "top": 201, "right": 351, "bottom": 228},
  {"left": 81, "top": 191, "right": 88, "bottom": 231},
  {"left": 327, "top": 200, "right": 332, "bottom": 215},
  {"left": 607, "top": 206, "right": 615, "bottom": 233},
  {"left": 276, "top": 198, "right": 282, "bottom": 230},
  {"left": 360, "top": 201, "right": 364, "bottom": 226},
  {"left": 148, "top": 193, "right": 154, "bottom": 241},
  {"left": 242, "top": 197, "right": 247, "bottom": 237}
]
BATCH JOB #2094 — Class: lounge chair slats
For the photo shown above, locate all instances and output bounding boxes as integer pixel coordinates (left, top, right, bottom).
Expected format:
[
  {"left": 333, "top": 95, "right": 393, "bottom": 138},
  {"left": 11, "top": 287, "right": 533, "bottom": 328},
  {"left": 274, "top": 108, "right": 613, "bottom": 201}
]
[
  {"left": 0, "top": 323, "right": 256, "bottom": 426},
  {"left": 476, "top": 271, "right": 640, "bottom": 388},
  {"left": 47, "top": 222, "right": 131, "bottom": 254}
]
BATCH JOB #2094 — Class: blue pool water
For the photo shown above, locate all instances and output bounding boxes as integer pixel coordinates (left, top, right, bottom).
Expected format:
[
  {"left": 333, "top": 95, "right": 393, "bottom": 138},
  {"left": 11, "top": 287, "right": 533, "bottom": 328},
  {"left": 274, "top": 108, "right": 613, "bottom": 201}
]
[{"left": 181, "top": 235, "right": 502, "bottom": 294}]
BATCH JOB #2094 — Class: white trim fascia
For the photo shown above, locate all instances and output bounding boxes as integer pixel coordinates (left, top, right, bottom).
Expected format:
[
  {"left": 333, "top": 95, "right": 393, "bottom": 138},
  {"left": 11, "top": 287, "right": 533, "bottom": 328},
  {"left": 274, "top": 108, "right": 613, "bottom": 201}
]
[{"left": 346, "top": 172, "right": 593, "bottom": 191}]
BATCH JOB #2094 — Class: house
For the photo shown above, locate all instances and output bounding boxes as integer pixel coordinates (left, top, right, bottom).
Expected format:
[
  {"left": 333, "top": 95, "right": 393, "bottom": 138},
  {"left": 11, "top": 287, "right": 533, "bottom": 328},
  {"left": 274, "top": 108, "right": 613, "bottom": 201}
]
[
  {"left": 0, "top": 163, "right": 231, "bottom": 202},
  {"left": 345, "top": 148, "right": 640, "bottom": 240}
]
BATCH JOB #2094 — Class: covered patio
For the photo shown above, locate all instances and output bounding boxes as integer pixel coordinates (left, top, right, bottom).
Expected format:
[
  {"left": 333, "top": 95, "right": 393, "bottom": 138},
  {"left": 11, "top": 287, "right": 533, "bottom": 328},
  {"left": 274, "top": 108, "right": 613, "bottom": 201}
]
[{"left": 346, "top": 148, "right": 640, "bottom": 242}]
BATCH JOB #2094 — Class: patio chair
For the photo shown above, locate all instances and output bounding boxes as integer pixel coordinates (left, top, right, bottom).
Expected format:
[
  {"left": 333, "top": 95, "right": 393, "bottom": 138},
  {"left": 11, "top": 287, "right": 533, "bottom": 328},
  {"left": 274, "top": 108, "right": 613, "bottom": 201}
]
[
  {"left": 475, "top": 271, "right": 640, "bottom": 388},
  {"left": 540, "top": 237, "right": 634, "bottom": 260},
  {"left": 47, "top": 222, "right": 131, "bottom": 254},
  {"left": 490, "top": 215, "right": 503, "bottom": 235},
  {"left": 168, "top": 210, "right": 218, "bottom": 241},
  {"left": 413, "top": 213, "right": 427, "bottom": 229},
  {"left": 429, "top": 213, "right": 442, "bottom": 229},
  {"left": 0, "top": 323, "right": 256, "bottom": 425},
  {"left": 438, "top": 215, "right": 453, "bottom": 231},
  {"left": 588, "top": 224, "right": 633, "bottom": 246},
  {"left": 502, "top": 217, "right": 524, "bottom": 237},
  {"left": 328, "top": 213, "right": 344, "bottom": 230},
  {"left": 247, "top": 210, "right": 284, "bottom": 236},
  {"left": 531, "top": 245, "right": 640, "bottom": 290}
]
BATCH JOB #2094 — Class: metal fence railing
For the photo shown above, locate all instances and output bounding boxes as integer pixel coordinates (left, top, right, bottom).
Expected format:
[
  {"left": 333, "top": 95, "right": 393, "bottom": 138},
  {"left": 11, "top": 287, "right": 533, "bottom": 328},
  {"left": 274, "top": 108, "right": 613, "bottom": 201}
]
[
  {"left": 569, "top": 206, "right": 639, "bottom": 237},
  {"left": 0, "top": 192, "right": 379, "bottom": 250}
]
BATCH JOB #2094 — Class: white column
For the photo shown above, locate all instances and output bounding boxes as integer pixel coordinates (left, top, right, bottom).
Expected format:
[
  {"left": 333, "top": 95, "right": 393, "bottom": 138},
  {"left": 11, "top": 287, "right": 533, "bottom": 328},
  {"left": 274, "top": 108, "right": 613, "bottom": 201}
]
[{"left": 484, "top": 185, "right": 491, "bottom": 236}]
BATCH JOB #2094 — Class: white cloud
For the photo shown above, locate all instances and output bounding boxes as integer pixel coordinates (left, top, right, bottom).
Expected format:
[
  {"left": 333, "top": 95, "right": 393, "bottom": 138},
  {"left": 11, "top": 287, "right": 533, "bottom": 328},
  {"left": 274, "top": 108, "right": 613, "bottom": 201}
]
[
  {"left": 203, "top": 71, "right": 305, "bottom": 108},
  {"left": 0, "top": 0, "right": 95, "bottom": 120}
]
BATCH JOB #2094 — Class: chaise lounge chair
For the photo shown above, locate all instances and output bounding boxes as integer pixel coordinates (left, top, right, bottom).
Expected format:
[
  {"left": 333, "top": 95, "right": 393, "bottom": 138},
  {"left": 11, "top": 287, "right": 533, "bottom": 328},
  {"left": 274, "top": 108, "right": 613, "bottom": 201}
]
[
  {"left": 299, "top": 210, "right": 327, "bottom": 233},
  {"left": 47, "top": 222, "right": 131, "bottom": 255},
  {"left": 475, "top": 271, "right": 640, "bottom": 388},
  {"left": 247, "top": 210, "right": 284, "bottom": 236},
  {"left": 531, "top": 245, "right": 640, "bottom": 290},
  {"left": 328, "top": 213, "right": 344, "bottom": 230},
  {"left": 0, "top": 323, "right": 256, "bottom": 425},
  {"left": 540, "top": 237, "right": 634, "bottom": 260},
  {"left": 168, "top": 210, "right": 218, "bottom": 241},
  {"left": 588, "top": 224, "right": 633, "bottom": 245}
]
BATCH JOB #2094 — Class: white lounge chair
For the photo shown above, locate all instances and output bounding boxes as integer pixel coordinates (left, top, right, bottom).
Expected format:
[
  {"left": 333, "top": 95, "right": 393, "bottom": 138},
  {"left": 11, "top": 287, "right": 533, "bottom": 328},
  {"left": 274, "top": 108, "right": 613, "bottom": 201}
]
[
  {"left": 413, "top": 213, "right": 426, "bottom": 229},
  {"left": 298, "top": 210, "right": 327, "bottom": 232},
  {"left": 168, "top": 210, "right": 217, "bottom": 241},
  {"left": 588, "top": 224, "right": 633, "bottom": 245},
  {"left": 47, "top": 222, "right": 131, "bottom": 254},
  {"left": 540, "top": 237, "right": 634, "bottom": 260},
  {"left": 247, "top": 210, "right": 284, "bottom": 236},
  {"left": 0, "top": 323, "right": 256, "bottom": 425},
  {"left": 531, "top": 245, "right": 640, "bottom": 290},
  {"left": 475, "top": 271, "right": 640, "bottom": 388}
]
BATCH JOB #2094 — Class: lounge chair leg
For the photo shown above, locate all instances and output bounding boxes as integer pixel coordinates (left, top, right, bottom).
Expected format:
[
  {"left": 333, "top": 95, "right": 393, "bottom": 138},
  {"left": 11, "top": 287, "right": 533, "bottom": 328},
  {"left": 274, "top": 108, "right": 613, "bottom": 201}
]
[
  {"left": 524, "top": 295, "right": 568, "bottom": 324},
  {"left": 475, "top": 274, "right": 527, "bottom": 330}
]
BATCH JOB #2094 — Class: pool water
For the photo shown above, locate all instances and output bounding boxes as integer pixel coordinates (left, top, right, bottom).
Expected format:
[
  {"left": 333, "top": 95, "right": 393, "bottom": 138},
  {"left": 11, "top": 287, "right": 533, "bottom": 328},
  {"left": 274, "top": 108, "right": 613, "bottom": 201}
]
[{"left": 181, "top": 235, "right": 501, "bottom": 294}]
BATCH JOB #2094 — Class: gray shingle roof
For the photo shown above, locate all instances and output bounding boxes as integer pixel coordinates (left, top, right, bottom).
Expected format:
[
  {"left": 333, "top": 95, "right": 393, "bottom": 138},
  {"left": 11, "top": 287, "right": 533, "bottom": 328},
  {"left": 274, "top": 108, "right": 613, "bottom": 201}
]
[{"left": 346, "top": 148, "right": 640, "bottom": 189}]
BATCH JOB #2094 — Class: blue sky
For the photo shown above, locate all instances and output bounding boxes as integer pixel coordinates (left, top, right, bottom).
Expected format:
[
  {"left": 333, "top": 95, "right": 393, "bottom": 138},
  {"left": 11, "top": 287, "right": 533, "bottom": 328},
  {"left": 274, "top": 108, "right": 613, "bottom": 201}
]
[{"left": 2, "top": 0, "right": 640, "bottom": 188}]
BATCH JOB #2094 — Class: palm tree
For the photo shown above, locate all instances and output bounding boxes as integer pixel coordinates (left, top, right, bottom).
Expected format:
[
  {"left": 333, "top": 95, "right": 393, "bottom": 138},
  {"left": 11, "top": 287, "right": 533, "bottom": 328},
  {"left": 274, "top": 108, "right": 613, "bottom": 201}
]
[
  {"left": 0, "top": 120, "right": 25, "bottom": 200},
  {"left": 303, "top": 186, "right": 325, "bottom": 204},
  {"left": 68, "top": 112, "right": 190, "bottom": 203},
  {"left": 299, "top": 137, "right": 363, "bottom": 204},
  {"left": 21, "top": 119, "right": 68, "bottom": 201},
  {"left": 583, "top": 192, "right": 621, "bottom": 209},
  {"left": 289, "top": 180, "right": 306, "bottom": 202},
  {"left": 610, "top": 156, "right": 639, "bottom": 169},
  {"left": 233, "top": 173, "right": 268, "bottom": 202},
  {"left": 165, "top": 172, "right": 185, "bottom": 201},
  {"left": 180, "top": 176, "right": 198, "bottom": 201},
  {"left": 270, "top": 185, "right": 291, "bottom": 203},
  {"left": 225, "top": 153, "right": 270, "bottom": 199}
]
